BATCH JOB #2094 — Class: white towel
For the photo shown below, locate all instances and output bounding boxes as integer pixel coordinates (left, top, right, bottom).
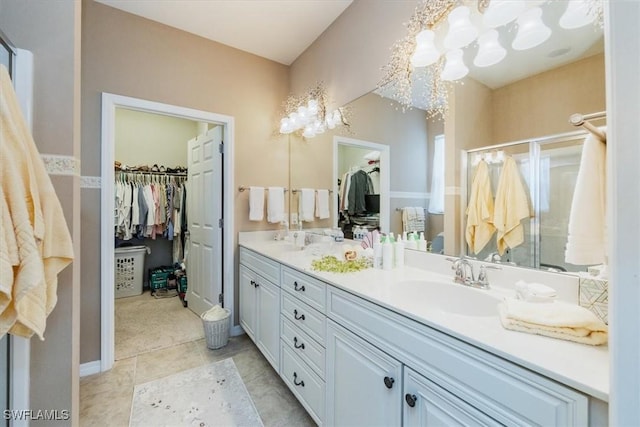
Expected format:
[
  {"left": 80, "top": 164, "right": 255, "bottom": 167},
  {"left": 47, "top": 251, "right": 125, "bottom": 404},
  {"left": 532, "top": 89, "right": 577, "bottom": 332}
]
[
  {"left": 565, "top": 131, "right": 607, "bottom": 265},
  {"left": 267, "top": 187, "right": 285, "bottom": 223},
  {"left": 499, "top": 297, "right": 607, "bottom": 346},
  {"left": 402, "top": 207, "right": 424, "bottom": 233},
  {"left": 298, "top": 188, "right": 315, "bottom": 222},
  {"left": 315, "top": 189, "right": 330, "bottom": 219},
  {"left": 248, "top": 187, "right": 264, "bottom": 221}
]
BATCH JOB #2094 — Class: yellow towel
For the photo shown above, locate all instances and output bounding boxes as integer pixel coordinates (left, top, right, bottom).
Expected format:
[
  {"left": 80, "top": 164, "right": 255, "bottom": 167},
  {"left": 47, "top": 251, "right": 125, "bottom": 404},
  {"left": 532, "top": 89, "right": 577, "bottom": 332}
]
[
  {"left": 499, "top": 297, "right": 608, "bottom": 346},
  {"left": 0, "top": 64, "right": 74, "bottom": 340},
  {"left": 465, "top": 160, "right": 495, "bottom": 254},
  {"left": 493, "top": 156, "right": 530, "bottom": 255}
]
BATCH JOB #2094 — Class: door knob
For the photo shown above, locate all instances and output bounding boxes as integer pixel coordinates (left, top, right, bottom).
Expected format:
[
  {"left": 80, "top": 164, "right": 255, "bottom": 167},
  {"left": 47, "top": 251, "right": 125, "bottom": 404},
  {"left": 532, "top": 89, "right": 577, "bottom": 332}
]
[
  {"left": 405, "top": 393, "right": 417, "bottom": 408},
  {"left": 383, "top": 376, "right": 395, "bottom": 389}
]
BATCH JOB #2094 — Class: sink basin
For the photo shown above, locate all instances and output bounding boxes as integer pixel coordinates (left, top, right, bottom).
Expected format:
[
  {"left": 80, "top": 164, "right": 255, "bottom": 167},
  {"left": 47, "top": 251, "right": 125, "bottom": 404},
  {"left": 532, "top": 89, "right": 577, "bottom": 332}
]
[{"left": 395, "top": 280, "right": 501, "bottom": 317}]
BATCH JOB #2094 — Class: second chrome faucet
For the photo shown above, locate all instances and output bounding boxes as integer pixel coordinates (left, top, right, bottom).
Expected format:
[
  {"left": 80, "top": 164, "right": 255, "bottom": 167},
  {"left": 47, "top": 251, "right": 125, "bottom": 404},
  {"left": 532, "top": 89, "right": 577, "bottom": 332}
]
[{"left": 446, "top": 256, "right": 501, "bottom": 289}]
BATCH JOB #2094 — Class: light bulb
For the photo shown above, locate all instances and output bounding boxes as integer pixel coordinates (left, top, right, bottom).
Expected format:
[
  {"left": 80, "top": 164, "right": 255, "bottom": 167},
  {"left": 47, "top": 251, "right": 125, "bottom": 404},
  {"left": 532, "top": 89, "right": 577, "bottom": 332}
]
[
  {"left": 483, "top": 0, "right": 525, "bottom": 28},
  {"left": 410, "top": 29, "right": 440, "bottom": 67},
  {"left": 297, "top": 105, "right": 309, "bottom": 124},
  {"left": 441, "top": 49, "right": 469, "bottom": 81},
  {"left": 559, "top": 0, "right": 595, "bottom": 29},
  {"left": 512, "top": 7, "right": 551, "bottom": 51},
  {"left": 474, "top": 29, "right": 506, "bottom": 67},
  {"left": 444, "top": 6, "right": 478, "bottom": 49}
]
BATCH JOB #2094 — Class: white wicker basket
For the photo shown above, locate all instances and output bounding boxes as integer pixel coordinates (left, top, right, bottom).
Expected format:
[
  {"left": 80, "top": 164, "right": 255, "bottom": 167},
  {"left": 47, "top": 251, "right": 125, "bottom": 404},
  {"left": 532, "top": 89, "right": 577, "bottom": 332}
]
[{"left": 201, "top": 308, "right": 231, "bottom": 349}]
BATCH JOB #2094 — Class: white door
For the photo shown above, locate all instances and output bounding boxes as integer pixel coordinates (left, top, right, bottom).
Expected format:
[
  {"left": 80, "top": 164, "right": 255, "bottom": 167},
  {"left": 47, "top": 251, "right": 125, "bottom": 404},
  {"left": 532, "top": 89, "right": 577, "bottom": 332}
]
[{"left": 186, "top": 126, "right": 223, "bottom": 316}]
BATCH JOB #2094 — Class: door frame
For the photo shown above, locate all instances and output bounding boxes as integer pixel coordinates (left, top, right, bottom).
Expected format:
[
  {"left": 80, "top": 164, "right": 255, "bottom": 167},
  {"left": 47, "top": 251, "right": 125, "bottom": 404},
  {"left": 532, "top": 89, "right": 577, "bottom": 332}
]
[{"left": 100, "top": 93, "right": 235, "bottom": 372}]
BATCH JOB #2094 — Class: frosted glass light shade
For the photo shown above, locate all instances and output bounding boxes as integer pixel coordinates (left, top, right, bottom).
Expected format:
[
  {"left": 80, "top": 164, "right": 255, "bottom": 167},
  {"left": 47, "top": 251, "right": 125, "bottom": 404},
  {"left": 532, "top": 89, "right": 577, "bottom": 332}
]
[
  {"left": 441, "top": 49, "right": 469, "bottom": 81},
  {"left": 411, "top": 30, "right": 440, "bottom": 67},
  {"left": 302, "top": 125, "right": 316, "bottom": 139},
  {"left": 280, "top": 118, "right": 294, "bottom": 134},
  {"left": 474, "top": 29, "right": 506, "bottom": 67},
  {"left": 444, "top": 6, "right": 478, "bottom": 49},
  {"left": 307, "top": 99, "right": 319, "bottom": 115},
  {"left": 483, "top": 0, "right": 525, "bottom": 28},
  {"left": 559, "top": 0, "right": 595, "bottom": 29},
  {"left": 512, "top": 7, "right": 551, "bottom": 51}
]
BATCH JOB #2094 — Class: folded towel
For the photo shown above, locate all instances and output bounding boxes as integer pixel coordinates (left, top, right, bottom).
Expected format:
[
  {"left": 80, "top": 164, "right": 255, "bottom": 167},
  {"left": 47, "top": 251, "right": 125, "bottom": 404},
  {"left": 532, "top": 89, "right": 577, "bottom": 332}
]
[
  {"left": 499, "top": 297, "right": 607, "bottom": 346},
  {"left": 565, "top": 131, "right": 607, "bottom": 265},
  {"left": 248, "top": 187, "right": 264, "bottom": 221},
  {"left": 267, "top": 187, "right": 285, "bottom": 223},
  {"left": 465, "top": 160, "right": 496, "bottom": 254},
  {"left": 493, "top": 156, "right": 531, "bottom": 255},
  {"left": 514, "top": 280, "right": 557, "bottom": 303},
  {"left": 315, "top": 189, "right": 330, "bottom": 219},
  {"left": 298, "top": 188, "right": 315, "bottom": 222}
]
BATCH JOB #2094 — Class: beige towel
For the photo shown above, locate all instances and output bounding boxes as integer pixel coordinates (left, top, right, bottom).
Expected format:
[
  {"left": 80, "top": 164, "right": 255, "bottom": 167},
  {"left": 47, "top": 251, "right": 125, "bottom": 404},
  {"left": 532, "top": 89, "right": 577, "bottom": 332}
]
[
  {"left": 0, "top": 64, "right": 74, "bottom": 340},
  {"left": 298, "top": 188, "right": 315, "bottom": 222},
  {"left": 248, "top": 186, "right": 264, "bottom": 221},
  {"left": 493, "top": 156, "right": 531, "bottom": 255},
  {"left": 565, "top": 132, "right": 607, "bottom": 265},
  {"left": 465, "top": 160, "right": 496, "bottom": 254},
  {"left": 499, "top": 297, "right": 607, "bottom": 346}
]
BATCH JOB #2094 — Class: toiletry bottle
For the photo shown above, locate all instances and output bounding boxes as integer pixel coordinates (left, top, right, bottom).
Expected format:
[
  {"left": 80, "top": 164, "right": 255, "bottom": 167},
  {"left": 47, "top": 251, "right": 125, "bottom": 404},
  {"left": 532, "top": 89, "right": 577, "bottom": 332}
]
[
  {"left": 402, "top": 231, "right": 408, "bottom": 242},
  {"left": 388, "top": 232, "right": 395, "bottom": 243},
  {"left": 394, "top": 235, "right": 405, "bottom": 267},
  {"left": 373, "top": 234, "right": 382, "bottom": 269},
  {"left": 382, "top": 236, "right": 393, "bottom": 270},
  {"left": 418, "top": 232, "right": 427, "bottom": 251},
  {"left": 406, "top": 232, "right": 417, "bottom": 250}
]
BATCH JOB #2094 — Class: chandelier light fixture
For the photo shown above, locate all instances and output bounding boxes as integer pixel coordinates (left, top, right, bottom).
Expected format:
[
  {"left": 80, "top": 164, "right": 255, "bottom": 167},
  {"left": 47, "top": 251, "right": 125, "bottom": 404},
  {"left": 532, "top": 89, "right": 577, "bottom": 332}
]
[
  {"left": 279, "top": 83, "right": 348, "bottom": 139},
  {"left": 377, "top": 0, "right": 604, "bottom": 120}
]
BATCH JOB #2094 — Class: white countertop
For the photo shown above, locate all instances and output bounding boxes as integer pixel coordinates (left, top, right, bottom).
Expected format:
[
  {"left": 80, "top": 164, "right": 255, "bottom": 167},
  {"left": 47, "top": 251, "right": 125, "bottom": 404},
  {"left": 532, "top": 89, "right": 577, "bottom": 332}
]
[{"left": 239, "top": 237, "right": 609, "bottom": 402}]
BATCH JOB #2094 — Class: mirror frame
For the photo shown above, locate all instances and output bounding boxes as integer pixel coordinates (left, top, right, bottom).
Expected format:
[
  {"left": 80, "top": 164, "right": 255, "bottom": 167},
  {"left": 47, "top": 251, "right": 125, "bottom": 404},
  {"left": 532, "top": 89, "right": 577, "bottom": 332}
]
[{"left": 332, "top": 135, "right": 390, "bottom": 233}]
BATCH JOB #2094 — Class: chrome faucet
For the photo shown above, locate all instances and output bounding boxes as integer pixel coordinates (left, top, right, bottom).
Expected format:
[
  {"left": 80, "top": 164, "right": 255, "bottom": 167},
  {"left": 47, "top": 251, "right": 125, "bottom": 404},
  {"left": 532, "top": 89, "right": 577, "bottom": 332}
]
[{"left": 446, "top": 256, "right": 501, "bottom": 289}]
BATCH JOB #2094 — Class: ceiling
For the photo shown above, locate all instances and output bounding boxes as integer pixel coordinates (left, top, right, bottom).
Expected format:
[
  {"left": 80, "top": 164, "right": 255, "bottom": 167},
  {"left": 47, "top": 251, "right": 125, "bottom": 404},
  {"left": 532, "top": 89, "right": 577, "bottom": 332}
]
[{"left": 94, "top": 0, "right": 353, "bottom": 65}]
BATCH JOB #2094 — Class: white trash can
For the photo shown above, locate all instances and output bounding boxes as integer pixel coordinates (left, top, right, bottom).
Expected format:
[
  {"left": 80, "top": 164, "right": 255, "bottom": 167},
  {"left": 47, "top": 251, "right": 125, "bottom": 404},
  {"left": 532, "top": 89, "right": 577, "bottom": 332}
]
[
  {"left": 201, "top": 305, "right": 231, "bottom": 349},
  {"left": 114, "top": 245, "right": 150, "bottom": 298}
]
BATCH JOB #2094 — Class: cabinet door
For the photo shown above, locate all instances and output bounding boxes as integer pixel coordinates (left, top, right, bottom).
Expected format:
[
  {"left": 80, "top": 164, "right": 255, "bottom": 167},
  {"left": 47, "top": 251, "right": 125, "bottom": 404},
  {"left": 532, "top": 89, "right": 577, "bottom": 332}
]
[
  {"left": 256, "top": 277, "right": 280, "bottom": 370},
  {"left": 403, "top": 367, "right": 500, "bottom": 427},
  {"left": 326, "top": 320, "right": 402, "bottom": 427},
  {"left": 239, "top": 265, "right": 257, "bottom": 340}
]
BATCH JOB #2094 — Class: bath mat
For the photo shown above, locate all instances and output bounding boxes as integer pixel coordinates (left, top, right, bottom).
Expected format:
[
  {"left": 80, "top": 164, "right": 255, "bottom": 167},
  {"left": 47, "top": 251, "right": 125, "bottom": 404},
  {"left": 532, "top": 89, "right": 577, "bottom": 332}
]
[{"left": 130, "top": 358, "right": 263, "bottom": 427}]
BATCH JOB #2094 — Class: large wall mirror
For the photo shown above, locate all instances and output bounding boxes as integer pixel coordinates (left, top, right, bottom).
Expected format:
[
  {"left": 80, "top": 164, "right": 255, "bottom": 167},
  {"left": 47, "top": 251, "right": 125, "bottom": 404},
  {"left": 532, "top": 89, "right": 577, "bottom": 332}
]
[{"left": 289, "top": 0, "right": 605, "bottom": 273}]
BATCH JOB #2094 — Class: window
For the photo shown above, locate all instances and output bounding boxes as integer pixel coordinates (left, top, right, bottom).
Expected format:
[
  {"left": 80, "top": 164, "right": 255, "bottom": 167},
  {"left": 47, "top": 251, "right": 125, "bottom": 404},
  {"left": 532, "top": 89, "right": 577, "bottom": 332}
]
[{"left": 428, "top": 134, "right": 445, "bottom": 214}]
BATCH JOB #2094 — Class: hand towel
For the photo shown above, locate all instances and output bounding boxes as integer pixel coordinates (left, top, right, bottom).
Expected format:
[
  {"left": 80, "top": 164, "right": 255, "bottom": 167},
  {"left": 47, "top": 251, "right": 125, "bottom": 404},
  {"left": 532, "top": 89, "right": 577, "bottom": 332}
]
[
  {"left": 0, "top": 64, "right": 74, "bottom": 340},
  {"left": 248, "top": 186, "right": 265, "bottom": 221},
  {"left": 298, "top": 188, "right": 315, "bottom": 222},
  {"left": 465, "top": 160, "right": 496, "bottom": 254},
  {"left": 267, "top": 187, "right": 285, "bottom": 223},
  {"left": 493, "top": 156, "right": 531, "bottom": 255},
  {"left": 565, "top": 132, "right": 607, "bottom": 265},
  {"left": 315, "top": 189, "right": 330, "bottom": 219},
  {"left": 499, "top": 297, "right": 607, "bottom": 346}
]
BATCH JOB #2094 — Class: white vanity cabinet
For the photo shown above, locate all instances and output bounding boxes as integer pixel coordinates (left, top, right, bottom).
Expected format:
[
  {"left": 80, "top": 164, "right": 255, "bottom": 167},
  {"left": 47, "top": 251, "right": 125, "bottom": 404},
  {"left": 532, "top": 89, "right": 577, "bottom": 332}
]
[
  {"left": 279, "top": 266, "right": 328, "bottom": 426},
  {"left": 238, "top": 248, "right": 281, "bottom": 371}
]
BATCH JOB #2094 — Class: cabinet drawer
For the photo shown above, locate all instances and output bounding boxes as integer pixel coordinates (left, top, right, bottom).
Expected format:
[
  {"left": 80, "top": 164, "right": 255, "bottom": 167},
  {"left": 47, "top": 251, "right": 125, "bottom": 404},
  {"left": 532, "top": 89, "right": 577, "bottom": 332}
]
[
  {"left": 282, "top": 292, "right": 326, "bottom": 346},
  {"left": 239, "top": 247, "right": 280, "bottom": 284},
  {"left": 281, "top": 343, "right": 325, "bottom": 426},
  {"left": 327, "top": 287, "right": 589, "bottom": 427},
  {"left": 281, "top": 317, "right": 325, "bottom": 378},
  {"left": 282, "top": 266, "right": 326, "bottom": 313}
]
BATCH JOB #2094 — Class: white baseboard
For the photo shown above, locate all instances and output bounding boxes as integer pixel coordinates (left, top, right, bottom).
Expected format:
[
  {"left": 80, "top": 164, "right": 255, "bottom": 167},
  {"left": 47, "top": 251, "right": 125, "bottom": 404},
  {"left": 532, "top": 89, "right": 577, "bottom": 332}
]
[{"left": 80, "top": 360, "right": 102, "bottom": 377}]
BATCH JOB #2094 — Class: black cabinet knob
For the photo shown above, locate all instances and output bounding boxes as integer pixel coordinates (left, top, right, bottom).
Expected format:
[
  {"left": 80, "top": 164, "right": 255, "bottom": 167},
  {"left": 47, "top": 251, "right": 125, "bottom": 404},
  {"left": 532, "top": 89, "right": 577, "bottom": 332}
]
[
  {"left": 294, "top": 281, "right": 305, "bottom": 292},
  {"left": 294, "top": 337, "right": 305, "bottom": 350},
  {"left": 405, "top": 393, "right": 417, "bottom": 408},
  {"left": 293, "top": 372, "right": 305, "bottom": 387},
  {"left": 293, "top": 309, "right": 305, "bottom": 321},
  {"left": 383, "top": 376, "right": 395, "bottom": 389}
]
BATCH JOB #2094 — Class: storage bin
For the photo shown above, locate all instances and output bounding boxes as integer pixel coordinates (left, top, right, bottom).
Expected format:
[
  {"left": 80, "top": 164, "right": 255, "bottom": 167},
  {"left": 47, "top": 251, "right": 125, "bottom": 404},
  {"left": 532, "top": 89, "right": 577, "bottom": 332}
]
[
  {"left": 114, "top": 246, "right": 150, "bottom": 298},
  {"left": 201, "top": 308, "right": 231, "bottom": 349}
]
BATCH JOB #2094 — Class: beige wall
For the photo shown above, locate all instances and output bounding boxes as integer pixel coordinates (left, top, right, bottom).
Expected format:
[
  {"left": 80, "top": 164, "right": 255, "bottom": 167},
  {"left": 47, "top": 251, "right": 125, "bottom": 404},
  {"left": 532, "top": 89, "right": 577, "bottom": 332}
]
[
  {"left": 81, "top": 0, "right": 290, "bottom": 363},
  {"left": 0, "top": 0, "right": 82, "bottom": 424},
  {"left": 115, "top": 108, "right": 201, "bottom": 167}
]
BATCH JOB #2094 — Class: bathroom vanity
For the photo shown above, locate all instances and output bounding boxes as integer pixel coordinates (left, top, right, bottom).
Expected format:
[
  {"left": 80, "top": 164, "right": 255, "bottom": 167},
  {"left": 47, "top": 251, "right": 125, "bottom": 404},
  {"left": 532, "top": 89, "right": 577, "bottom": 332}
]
[{"left": 238, "top": 233, "right": 608, "bottom": 426}]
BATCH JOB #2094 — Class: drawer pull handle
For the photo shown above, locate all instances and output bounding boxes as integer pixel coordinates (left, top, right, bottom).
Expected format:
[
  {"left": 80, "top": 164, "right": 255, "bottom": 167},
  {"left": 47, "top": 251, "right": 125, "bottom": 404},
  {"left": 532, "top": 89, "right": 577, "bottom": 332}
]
[
  {"left": 293, "top": 281, "right": 305, "bottom": 292},
  {"left": 405, "top": 393, "right": 417, "bottom": 408},
  {"left": 383, "top": 376, "right": 395, "bottom": 389},
  {"left": 293, "top": 309, "right": 305, "bottom": 321},
  {"left": 293, "top": 372, "right": 305, "bottom": 387},
  {"left": 254, "top": 281, "right": 259, "bottom": 288},
  {"left": 294, "top": 337, "right": 305, "bottom": 350},
  {"left": 250, "top": 280, "right": 255, "bottom": 286}
]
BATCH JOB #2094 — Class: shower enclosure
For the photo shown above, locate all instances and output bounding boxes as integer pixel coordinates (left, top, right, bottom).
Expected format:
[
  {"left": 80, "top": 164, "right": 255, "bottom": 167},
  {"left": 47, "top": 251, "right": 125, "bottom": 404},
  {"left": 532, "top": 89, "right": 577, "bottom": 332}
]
[{"left": 464, "top": 130, "right": 593, "bottom": 273}]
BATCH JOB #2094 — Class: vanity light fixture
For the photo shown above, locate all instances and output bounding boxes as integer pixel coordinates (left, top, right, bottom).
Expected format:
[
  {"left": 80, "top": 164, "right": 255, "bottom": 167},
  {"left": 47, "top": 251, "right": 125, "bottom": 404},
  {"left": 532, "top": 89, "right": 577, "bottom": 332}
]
[{"left": 377, "top": 0, "right": 603, "bottom": 120}]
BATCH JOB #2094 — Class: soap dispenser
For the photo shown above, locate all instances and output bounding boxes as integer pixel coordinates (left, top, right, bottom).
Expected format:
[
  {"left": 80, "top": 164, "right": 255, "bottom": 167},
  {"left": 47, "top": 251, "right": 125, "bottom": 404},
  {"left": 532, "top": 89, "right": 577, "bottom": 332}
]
[
  {"left": 394, "top": 235, "right": 405, "bottom": 267},
  {"left": 382, "top": 235, "right": 393, "bottom": 270},
  {"left": 373, "top": 234, "right": 383, "bottom": 269}
]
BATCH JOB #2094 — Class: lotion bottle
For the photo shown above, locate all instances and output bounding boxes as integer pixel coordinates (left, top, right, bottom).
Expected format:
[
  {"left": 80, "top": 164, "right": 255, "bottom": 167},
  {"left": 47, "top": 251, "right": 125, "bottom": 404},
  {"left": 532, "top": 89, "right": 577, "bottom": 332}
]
[
  {"left": 382, "top": 236, "right": 393, "bottom": 270},
  {"left": 394, "top": 235, "right": 405, "bottom": 267},
  {"left": 417, "top": 232, "right": 427, "bottom": 251},
  {"left": 406, "top": 232, "right": 418, "bottom": 250},
  {"left": 373, "top": 234, "right": 382, "bottom": 269}
]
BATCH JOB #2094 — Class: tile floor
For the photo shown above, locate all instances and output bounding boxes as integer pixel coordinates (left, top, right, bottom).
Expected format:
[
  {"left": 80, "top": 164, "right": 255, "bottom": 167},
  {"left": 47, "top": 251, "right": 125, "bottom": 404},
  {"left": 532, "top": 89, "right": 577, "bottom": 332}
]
[{"left": 80, "top": 295, "right": 315, "bottom": 426}]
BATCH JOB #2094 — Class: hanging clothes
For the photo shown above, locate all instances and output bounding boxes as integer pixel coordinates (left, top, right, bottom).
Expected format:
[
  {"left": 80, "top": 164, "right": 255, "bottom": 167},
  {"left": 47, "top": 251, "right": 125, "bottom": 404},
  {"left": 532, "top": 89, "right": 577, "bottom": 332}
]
[{"left": 347, "top": 169, "right": 374, "bottom": 215}]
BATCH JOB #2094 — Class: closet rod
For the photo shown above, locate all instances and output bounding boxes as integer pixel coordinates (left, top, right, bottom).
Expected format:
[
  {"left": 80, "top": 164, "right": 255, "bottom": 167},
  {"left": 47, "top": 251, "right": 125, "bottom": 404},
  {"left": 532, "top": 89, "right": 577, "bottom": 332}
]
[
  {"left": 116, "top": 170, "right": 187, "bottom": 177},
  {"left": 291, "top": 188, "right": 333, "bottom": 194},
  {"left": 569, "top": 111, "right": 606, "bottom": 143},
  {"left": 238, "top": 186, "right": 288, "bottom": 193},
  {"left": 395, "top": 207, "right": 426, "bottom": 212}
]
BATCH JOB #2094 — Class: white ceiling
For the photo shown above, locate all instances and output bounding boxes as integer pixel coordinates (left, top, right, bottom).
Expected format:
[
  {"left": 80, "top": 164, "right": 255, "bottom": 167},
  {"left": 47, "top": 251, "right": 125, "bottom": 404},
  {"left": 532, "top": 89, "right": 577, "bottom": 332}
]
[{"left": 94, "top": 0, "right": 353, "bottom": 65}]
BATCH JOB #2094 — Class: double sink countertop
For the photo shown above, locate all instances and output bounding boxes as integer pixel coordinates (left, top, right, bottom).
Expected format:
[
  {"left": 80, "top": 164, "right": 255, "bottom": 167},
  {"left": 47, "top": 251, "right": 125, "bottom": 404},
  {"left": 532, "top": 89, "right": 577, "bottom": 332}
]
[{"left": 239, "top": 234, "right": 609, "bottom": 402}]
